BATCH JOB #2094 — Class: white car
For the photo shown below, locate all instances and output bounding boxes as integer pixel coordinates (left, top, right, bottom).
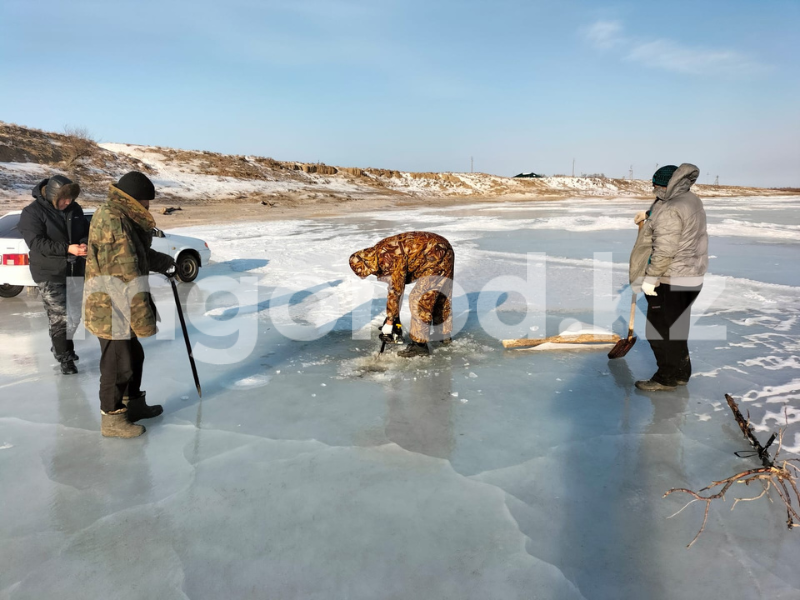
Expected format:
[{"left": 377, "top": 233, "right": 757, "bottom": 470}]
[{"left": 0, "top": 209, "right": 211, "bottom": 298}]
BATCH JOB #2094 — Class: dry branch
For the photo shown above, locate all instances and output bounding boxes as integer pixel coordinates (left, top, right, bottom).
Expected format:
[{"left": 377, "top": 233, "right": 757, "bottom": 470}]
[
  {"left": 62, "top": 125, "right": 97, "bottom": 174},
  {"left": 664, "top": 395, "right": 800, "bottom": 547}
]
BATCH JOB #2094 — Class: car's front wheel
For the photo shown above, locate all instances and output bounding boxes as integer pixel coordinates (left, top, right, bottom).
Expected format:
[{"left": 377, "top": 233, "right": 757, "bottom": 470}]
[
  {"left": 176, "top": 253, "right": 200, "bottom": 283},
  {"left": 0, "top": 284, "right": 24, "bottom": 298}
]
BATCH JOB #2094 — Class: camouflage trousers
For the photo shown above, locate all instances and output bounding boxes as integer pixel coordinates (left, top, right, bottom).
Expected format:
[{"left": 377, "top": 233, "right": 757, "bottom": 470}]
[
  {"left": 38, "top": 280, "right": 83, "bottom": 358},
  {"left": 408, "top": 254, "right": 455, "bottom": 343}
]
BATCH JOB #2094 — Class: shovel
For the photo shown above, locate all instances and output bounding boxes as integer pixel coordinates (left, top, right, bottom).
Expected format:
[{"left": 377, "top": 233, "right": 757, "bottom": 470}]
[{"left": 608, "top": 292, "right": 638, "bottom": 359}]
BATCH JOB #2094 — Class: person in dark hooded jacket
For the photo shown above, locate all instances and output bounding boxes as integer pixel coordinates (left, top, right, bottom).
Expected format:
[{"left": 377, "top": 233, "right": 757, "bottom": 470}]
[{"left": 18, "top": 175, "right": 89, "bottom": 375}]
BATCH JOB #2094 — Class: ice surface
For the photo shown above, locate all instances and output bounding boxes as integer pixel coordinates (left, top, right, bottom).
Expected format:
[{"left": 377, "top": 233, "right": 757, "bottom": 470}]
[{"left": 2, "top": 196, "right": 800, "bottom": 599}]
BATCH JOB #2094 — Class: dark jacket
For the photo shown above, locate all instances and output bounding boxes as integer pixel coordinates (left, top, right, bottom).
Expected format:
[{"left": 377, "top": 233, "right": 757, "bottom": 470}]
[{"left": 18, "top": 178, "right": 90, "bottom": 283}]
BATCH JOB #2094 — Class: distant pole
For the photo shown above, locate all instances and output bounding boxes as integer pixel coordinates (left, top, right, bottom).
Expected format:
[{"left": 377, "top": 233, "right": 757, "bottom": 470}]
[
  {"left": 572, "top": 158, "right": 575, "bottom": 177},
  {"left": 471, "top": 156, "right": 473, "bottom": 173},
  {"left": 629, "top": 165, "right": 633, "bottom": 180},
  {"left": 714, "top": 175, "right": 719, "bottom": 186}
]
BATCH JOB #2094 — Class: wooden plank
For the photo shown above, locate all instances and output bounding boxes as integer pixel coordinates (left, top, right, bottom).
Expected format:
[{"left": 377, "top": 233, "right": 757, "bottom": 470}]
[{"left": 502, "top": 333, "right": 621, "bottom": 349}]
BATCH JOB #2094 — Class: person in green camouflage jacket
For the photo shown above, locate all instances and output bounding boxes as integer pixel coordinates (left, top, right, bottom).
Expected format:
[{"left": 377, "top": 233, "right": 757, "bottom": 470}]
[
  {"left": 83, "top": 171, "right": 175, "bottom": 438},
  {"left": 350, "top": 231, "right": 454, "bottom": 357}
]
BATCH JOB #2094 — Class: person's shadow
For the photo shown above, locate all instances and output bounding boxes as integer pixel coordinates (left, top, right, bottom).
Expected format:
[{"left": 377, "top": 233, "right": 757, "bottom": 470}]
[{"left": 384, "top": 361, "right": 455, "bottom": 460}]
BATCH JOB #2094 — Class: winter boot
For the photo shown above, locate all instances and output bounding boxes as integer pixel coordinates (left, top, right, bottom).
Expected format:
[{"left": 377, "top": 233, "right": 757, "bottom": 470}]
[
  {"left": 101, "top": 408, "right": 145, "bottom": 438},
  {"left": 440, "top": 337, "right": 453, "bottom": 346},
  {"left": 634, "top": 379, "right": 676, "bottom": 392},
  {"left": 66, "top": 340, "right": 79, "bottom": 361},
  {"left": 123, "top": 392, "right": 163, "bottom": 421},
  {"left": 398, "top": 341, "right": 430, "bottom": 358},
  {"left": 54, "top": 345, "right": 79, "bottom": 362},
  {"left": 60, "top": 358, "right": 78, "bottom": 375}
]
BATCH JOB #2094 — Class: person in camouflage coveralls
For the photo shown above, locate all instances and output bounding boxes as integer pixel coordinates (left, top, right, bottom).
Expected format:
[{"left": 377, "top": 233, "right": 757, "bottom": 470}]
[
  {"left": 350, "top": 232, "right": 454, "bottom": 357},
  {"left": 84, "top": 171, "right": 175, "bottom": 438}
]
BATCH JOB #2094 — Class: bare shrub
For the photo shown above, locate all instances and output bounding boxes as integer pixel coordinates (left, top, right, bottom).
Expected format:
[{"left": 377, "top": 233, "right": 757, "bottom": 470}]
[{"left": 62, "top": 125, "right": 97, "bottom": 174}]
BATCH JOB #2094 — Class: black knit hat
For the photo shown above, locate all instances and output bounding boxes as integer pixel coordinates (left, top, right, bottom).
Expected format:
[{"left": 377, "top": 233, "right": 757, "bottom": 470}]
[
  {"left": 652, "top": 165, "right": 678, "bottom": 187},
  {"left": 116, "top": 171, "right": 155, "bottom": 201}
]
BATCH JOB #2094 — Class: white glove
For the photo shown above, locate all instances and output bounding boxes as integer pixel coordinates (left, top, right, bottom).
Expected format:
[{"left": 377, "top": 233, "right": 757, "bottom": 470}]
[
  {"left": 381, "top": 322, "right": 394, "bottom": 335},
  {"left": 641, "top": 280, "right": 659, "bottom": 296},
  {"left": 634, "top": 211, "right": 647, "bottom": 225}
]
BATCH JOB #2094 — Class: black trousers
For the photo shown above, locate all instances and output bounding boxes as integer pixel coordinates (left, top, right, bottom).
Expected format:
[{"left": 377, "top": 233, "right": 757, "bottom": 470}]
[
  {"left": 98, "top": 337, "right": 145, "bottom": 413},
  {"left": 645, "top": 283, "right": 702, "bottom": 386}
]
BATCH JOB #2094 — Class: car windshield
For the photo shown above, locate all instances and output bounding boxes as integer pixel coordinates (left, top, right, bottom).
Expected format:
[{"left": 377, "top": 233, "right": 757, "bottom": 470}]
[{"left": 0, "top": 214, "right": 23, "bottom": 239}]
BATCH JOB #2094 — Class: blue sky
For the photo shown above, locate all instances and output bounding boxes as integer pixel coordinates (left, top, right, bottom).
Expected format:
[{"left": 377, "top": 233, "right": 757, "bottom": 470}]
[{"left": 1, "top": 0, "right": 798, "bottom": 187}]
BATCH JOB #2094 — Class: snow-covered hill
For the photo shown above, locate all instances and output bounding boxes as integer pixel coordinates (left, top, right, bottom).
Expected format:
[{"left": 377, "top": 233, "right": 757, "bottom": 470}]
[{"left": 0, "top": 121, "right": 790, "bottom": 206}]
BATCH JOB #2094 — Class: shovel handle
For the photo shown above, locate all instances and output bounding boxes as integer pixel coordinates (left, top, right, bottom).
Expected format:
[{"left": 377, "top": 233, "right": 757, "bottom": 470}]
[{"left": 627, "top": 292, "right": 637, "bottom": 339}]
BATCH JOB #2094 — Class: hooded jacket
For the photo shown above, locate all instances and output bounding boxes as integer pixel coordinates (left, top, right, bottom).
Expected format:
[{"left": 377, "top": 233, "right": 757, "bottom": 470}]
[
  {"left": 83, "top": 185, "right": 174, "bottom": 340},
  {"left": 629, "top": 163, "right": 708, "bottom": 289},
  {"left": 349, "top": 231, "right": 454, "bottom": 320},
  {"left": 18, "top": 178, "right": 89, "bottom": 283}
]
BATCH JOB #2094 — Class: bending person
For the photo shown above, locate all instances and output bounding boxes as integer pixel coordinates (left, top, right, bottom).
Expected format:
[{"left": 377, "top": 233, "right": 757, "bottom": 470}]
[{"left": 350, "top": 232, "right": 454, "bottom": 357}]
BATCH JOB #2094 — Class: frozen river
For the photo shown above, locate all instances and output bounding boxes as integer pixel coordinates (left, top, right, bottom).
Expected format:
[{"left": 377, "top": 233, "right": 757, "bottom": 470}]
[{"left": 2, "top": 195, "right": 800, "bottom": 599}]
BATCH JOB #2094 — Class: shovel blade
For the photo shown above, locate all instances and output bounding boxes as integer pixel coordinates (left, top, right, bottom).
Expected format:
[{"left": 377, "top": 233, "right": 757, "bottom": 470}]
[{"left": 607, "top": 336, "right": 637, "bottom": 359}]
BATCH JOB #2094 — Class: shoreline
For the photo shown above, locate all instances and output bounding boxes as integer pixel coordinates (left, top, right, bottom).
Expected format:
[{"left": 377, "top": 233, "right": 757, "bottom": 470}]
[
  {"left": 148, "top": 193, "right": 577, "bottom": 228},
  {"left": 3, "top": 187, "right": 797, "bottom": 230}
]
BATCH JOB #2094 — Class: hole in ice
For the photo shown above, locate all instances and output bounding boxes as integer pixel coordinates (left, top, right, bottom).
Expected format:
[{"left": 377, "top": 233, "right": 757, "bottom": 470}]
[{"left": 227, "top": 374, "right": 272, "bottom": 389}]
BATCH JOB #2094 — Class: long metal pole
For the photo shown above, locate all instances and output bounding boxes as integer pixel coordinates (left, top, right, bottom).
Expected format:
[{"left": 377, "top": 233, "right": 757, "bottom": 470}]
[{"left": 170, "top": 277, "right": 202, "bottom": 397}]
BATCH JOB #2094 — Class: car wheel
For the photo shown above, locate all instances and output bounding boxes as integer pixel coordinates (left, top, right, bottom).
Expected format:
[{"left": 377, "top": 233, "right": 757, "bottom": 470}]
[
  {"left": 177, "top": 253, "right": 200, "bottom": 283},
  {"left": 0, "top": 284, "right": 24, "bottom": 298}
]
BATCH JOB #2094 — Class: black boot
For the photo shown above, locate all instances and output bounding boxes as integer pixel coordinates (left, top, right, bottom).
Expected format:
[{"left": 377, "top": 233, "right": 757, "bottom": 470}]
[
  {"left": 123, "top": 392, "right": 163, "bottom": 421},
  {"left": 55, "top": 347, "right": 80, "bottom": 361},
  {"left": 65, "top": 341, "right": 79, "bottom": 362},
  {"left": 60, "top": 358, "right": 78, "bottom": 375},
  {"left": 398, "top": 341, "right": 430, "bottom": 358}
]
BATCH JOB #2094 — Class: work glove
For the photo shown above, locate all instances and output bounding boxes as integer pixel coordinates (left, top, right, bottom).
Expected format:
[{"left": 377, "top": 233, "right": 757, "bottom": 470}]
[
  {"left": 165, "top": 264, "right": 177, "bottom": 279},
  {"left": 641, "top": 280, "right": 659, "bottom": 296},
  {"left": 634, "top": 211, "right": 648, "bottom": 225},
  {"left": 379, "top": 319, "right": 404, "bottom": 344}
]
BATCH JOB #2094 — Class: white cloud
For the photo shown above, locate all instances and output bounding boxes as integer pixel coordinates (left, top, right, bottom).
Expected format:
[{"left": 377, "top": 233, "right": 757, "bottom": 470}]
[
  {"left": 583, "top": 20, "right": 625, "bottom": 49},
  {"left": 626, "top": 39, "right": 768, "bottom": 76},
  {"left": 581, "top": 19, "right": 768, "bottom": 77}
]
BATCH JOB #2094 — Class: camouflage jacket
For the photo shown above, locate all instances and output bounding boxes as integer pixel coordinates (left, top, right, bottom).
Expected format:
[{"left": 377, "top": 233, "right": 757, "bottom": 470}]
[
  {"left": 83, "top": 185, "right": 174, "bottom": 340},
  {"left": 349, "top": 231, "right": 454, "bottom": 320}
]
